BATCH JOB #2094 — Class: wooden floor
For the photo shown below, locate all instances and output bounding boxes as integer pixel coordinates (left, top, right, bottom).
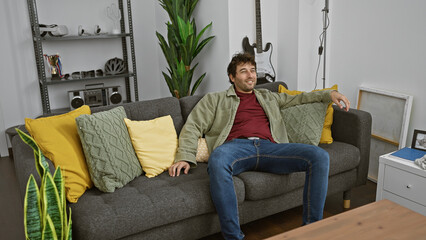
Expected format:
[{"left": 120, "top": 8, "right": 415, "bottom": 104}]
[{"left": 0, "top": 155, "right": 377, "bottom": 240}]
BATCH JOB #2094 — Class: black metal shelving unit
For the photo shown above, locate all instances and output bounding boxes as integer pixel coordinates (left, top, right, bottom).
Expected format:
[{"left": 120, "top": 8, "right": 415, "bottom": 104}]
[{"left": 27, "top": 0, "right": 138, "bottom": 114}]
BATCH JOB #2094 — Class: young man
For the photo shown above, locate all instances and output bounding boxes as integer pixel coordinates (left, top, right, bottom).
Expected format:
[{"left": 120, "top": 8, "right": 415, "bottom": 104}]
[{"left": 169, "top": 53, "right": 350, "bottom": 240}]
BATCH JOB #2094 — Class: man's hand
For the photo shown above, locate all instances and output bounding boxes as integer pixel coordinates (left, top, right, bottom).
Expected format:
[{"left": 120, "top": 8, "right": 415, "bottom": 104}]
[
  {"left": 168, "top": 161, "right": 190, "bottom": 177},
  {"left": 330, "top": 90, "right": 350, "bottom": 112}
]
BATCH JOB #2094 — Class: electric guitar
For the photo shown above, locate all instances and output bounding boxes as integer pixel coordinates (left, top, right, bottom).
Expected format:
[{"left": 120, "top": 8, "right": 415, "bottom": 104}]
[{"left": 242, "top": 0, "right": 276, "bottom": 84}]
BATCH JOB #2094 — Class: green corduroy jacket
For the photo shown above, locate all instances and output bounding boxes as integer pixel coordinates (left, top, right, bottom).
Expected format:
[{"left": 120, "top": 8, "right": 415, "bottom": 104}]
[{"left": 175, "top": 86, "right": 333, "bottom": 167}]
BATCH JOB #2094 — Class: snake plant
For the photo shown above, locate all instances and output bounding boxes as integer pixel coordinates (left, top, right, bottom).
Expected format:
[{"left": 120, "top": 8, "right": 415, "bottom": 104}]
[
  {"left": 156, "top": 0, "right": 215, "bottom": 98},
  {"left": 16, "top": 129, "right": 72, "bottom": 240}
]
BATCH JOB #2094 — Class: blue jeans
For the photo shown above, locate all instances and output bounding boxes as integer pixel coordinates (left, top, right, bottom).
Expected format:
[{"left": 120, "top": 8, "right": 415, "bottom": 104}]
[{"left": 207, "top": 139, "right": 330, "bottom": 240}]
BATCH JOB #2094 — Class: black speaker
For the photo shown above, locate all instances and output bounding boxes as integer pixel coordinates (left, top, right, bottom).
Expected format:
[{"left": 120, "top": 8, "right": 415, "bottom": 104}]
[
  {"left": 69, "top": 91, "right": 85, "bottom": 110},
  {"left": 108, "top": 86, "right": 122, "bottom": 105}
]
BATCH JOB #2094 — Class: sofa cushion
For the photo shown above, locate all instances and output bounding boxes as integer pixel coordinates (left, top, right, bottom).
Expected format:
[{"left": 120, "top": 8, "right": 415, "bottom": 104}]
[
  {"left": 319, "top": 142, "right": 361, "bottom": 176},
  {"left": 124, "top": 116, "right": 178, "bottom": 178},
  {"left": 69, "top": 163, "right": 245, "bottom": 240},
  {"left": 281, "top": 102, "right": 328, "bottom": 145},
  {"left": 238, "top": 141, "right": 360, "bottom": 201},
  {"left": 279, "top": 84, "right": 338, "bottom": 144},
  {"left": 76, "top": 106, "right": 142, "bottom": 192},
  {"left": 92, "top": 97, "right": 184, "bottom": 135},
  {"left": 25, "top": 105, "right": 92, "bottom": 203},
  {"left": 196, "top": 138, "right": 209, "bottom": 162}
]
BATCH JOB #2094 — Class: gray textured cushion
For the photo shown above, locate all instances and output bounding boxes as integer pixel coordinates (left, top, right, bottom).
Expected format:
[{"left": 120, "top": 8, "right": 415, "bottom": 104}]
[
  {"left": 239, "top": 141, "right": 360, "bottom": 201},
  {"left": 69, "top": 163, "right": 245, "bottom": 240},
  {"left": 281, "top": 102, "right": 328, "bottom": 145},
  {"left": 76, "top": 106, "right": 142, "bottom": 192}
]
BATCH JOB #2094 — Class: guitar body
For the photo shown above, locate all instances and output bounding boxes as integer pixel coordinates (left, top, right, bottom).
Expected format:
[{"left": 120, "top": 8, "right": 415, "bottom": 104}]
[
  {"left": 255, "top": 42, "right": 275, "bottom": 84},
  {"left": 242, "top": 37, "right": 276, "bottom": 84}
]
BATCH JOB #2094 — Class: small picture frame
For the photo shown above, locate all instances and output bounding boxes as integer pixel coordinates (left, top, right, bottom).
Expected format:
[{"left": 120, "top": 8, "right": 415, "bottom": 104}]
[{"left": 411, "top": 129, "right": 426, "bottom": 151}]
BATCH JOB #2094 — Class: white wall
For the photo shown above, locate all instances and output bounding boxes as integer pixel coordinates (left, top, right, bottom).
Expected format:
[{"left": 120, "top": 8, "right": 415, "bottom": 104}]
[
  {"left": 132, "top": 0, "right": 163, "bottom": 100},
  {"left": 328, "top": 0, "right": 426, "bottom": 147},
  {"left": 193, "top": 0, "right": 230, "bottom": 94},
  {"left": 297, "top": 0, "right": 329, "bottom": 91},
  {"left": 277, "top": 0, "right": 300, "bottom": 90},
  {"left": 0, "top": 0, "right": 40, "bottom": 156}
]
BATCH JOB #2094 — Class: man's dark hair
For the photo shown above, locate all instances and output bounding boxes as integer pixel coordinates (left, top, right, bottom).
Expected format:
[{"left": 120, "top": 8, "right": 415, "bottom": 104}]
[{"left": 227, "top": 53, "right": 256, "bottom": 84}]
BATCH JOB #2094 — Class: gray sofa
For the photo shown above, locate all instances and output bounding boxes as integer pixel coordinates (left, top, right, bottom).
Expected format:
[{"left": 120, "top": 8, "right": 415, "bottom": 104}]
[{"left": 12, "top": 82, "right": 372, "bottom": 240}]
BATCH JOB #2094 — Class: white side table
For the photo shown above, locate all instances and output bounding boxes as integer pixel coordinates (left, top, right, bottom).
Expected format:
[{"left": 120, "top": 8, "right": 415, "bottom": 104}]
[{"left": 376, "top": 153, "right": 426, "bottom": 216}]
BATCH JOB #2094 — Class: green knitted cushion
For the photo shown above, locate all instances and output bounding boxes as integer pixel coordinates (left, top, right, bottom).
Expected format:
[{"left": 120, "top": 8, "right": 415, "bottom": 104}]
[
  {"left": 281, "top": 102, "right": 328, "bottom": 146},
  {"left": 76, "top": 106, "right": 142, "bottom": 192}
]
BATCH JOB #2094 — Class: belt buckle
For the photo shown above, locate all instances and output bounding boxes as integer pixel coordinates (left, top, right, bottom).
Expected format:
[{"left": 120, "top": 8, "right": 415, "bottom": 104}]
[{"left": 247, "top": 137, "right": 260, "bottom": 140}]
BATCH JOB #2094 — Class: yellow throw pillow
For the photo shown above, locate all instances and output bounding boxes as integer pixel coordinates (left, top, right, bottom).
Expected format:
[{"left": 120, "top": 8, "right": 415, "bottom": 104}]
[
  {"left": 124, "top": 115, "right": 178, "bottom": 178},
  {"left": 278, "top": 84, "right": 338, "bottom": 144},
  {"left": 25, "top": 105, "right": 93, "bottom": 203},
  {"left": 196, "top": 138, "right": 209, "bottom": 162}
]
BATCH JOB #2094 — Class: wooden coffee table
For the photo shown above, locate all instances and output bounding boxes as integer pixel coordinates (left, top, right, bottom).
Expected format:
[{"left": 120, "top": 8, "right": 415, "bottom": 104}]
[{"left": 267, "top": 199, "right": 426, "bottom": 239}]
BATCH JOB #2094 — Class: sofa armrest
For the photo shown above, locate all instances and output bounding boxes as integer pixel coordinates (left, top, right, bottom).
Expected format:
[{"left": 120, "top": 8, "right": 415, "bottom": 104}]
[
  {"left": 331, "top": 105, "right": 372, "bottom": 186},
  {"left": 12, "top": 135, "right": 55, "bottom": 200}
]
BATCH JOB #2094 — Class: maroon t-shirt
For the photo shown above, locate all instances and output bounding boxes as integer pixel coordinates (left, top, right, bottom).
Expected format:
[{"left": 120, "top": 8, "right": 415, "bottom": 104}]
[{"left": 226, "top": 90, "right": 274, "bottom": 142}]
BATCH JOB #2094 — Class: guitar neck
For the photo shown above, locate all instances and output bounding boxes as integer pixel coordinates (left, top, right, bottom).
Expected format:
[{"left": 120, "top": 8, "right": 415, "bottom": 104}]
[{"left": 255, "top": 0, "right": 263, "bottom": 53}]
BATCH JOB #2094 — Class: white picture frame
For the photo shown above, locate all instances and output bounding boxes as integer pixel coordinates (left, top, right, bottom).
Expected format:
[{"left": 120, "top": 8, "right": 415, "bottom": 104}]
[{"left": 356, "top": 86, "right": 413, "bottom": 181}]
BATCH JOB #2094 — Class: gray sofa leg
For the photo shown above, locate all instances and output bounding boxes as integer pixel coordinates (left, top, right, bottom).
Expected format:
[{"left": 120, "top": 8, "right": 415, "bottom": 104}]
[{"left": 343, "top": 190, "right": 351, "bottom": 209}]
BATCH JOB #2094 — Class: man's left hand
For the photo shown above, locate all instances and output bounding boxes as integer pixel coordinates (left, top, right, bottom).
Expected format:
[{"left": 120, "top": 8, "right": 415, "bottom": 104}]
[{"left": 330, "top": 91, "right": 350, "bottom": 112}]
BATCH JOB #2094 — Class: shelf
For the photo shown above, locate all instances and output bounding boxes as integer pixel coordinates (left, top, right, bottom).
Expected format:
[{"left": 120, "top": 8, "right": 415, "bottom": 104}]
[
  {"left": 44, "top": 100, "right": 133, "bottom": 117},
  {"left": 40, "top": 73, "right": 136, "bottom": 85},
  {"left": 29, "top": 0, "right": 138, "bottom": 114},
  {"left": 36, "top": 33, "right": 131, "bottom": 41},
  {"left": 41, "top": 72, "right": 135, "bottom": 85}
]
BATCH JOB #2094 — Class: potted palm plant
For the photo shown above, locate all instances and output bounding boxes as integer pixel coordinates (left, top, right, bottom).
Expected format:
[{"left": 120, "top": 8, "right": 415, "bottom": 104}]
[{"left": 156, "top": 0, "right": 215, "bottom": 98}]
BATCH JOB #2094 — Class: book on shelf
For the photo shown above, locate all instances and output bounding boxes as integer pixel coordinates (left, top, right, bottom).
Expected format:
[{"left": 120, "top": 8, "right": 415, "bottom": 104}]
[{"left": 391, "top": 147, "right": 426, "bottom": 161}]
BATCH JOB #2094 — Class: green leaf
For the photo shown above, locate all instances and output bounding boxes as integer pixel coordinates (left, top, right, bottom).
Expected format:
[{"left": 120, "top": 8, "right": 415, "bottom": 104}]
[
  {"left": 162, "top": 72, "right": 177, "bottom": 97},
  {"left": 52, "top": 168, "right": 64, "bottom": 206},
  {"left": 42, "top": 173, "right": 63, "bottom": 240},
  {"left": 42, "top": 215, "right": 58, "bottom": 240},
  {"left": 189, "top": 0, "right": 199, "bottom": 17},
  {"left": 194, "top": 22, "right": 212, "bottom": 49},
  {"left": 65, "top": 209, "right": 72, "bottom": 240},
  {"left": 53, "top": 167, "right": 66, "bottom": 238},
  {"left": 191, "top": 73, "right": 206, "bottom": 95},
  {"left": 176, "top": 59, "right": 186, "bottom": 79},
  {"left": 15, "top": 129, "right": 38, "bottom": 152},
  {"left": 182, "top": 63, "right": 197, "bottom": 95},
  {"left": 16, "top": 129, "right": 49, "bottom": 180},
  {"left": 24, "top": 175, "right": 42, "bottom": 240},
  {"left": 185, "top": 34, "right": 195, "bottom": 64},
  {"left": 156, "top": 31, "right": 173, "bottom": 63},
  {"left": 179, "top": 42, "right": 190, "bottom": 65},
  {"left": 177, "top": 16, "right": 188, "bottom": 44},
  {"left": 194, "top": 36, "right": 215, "bottom": 58}
]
